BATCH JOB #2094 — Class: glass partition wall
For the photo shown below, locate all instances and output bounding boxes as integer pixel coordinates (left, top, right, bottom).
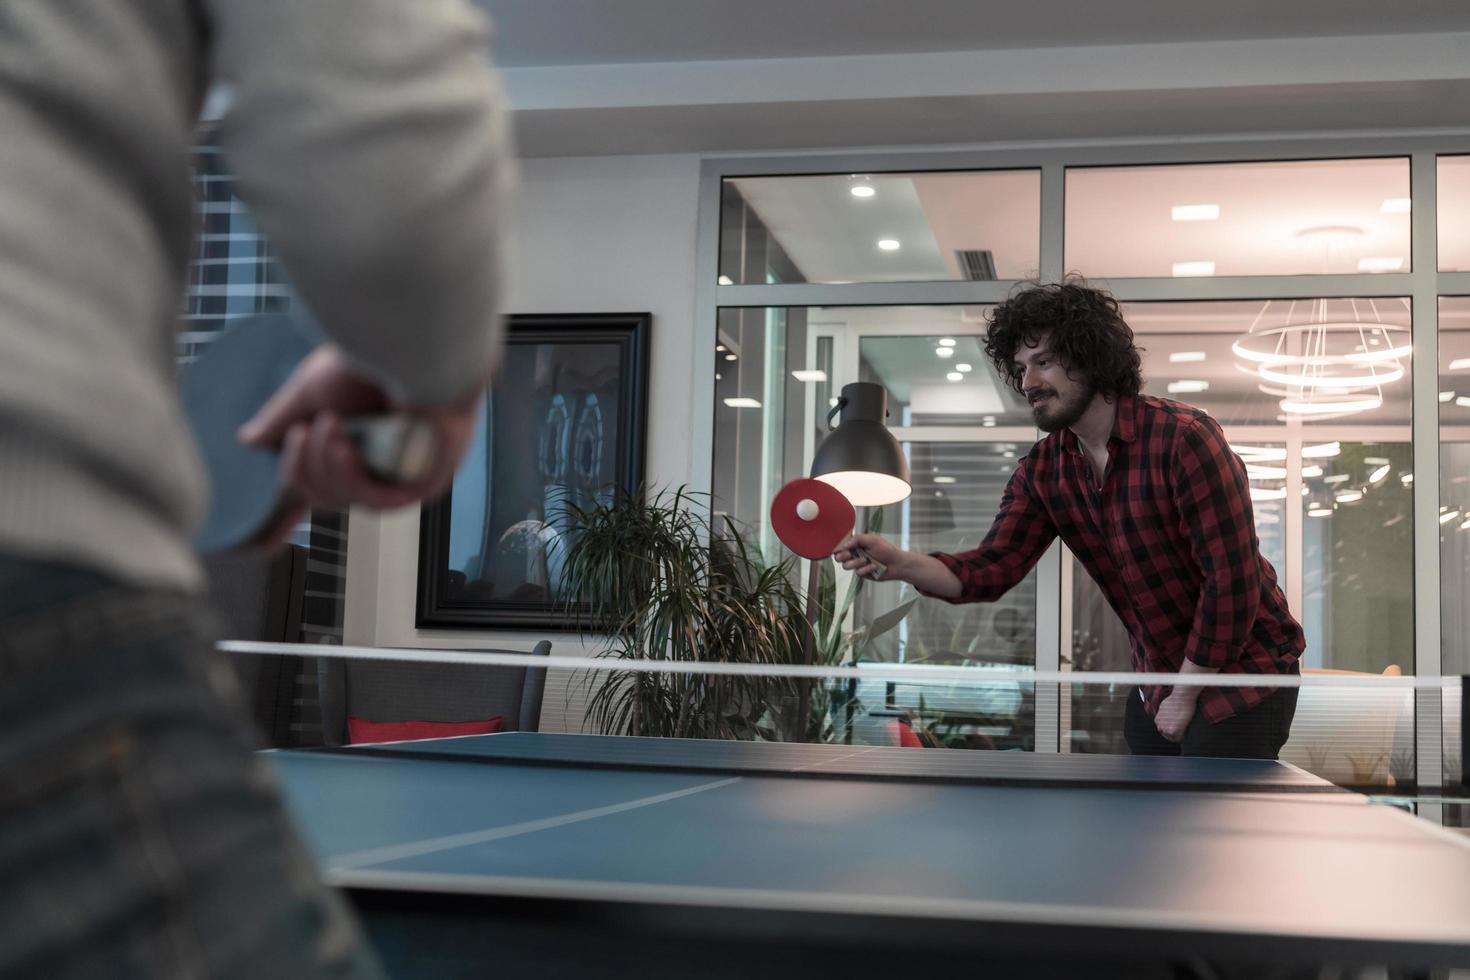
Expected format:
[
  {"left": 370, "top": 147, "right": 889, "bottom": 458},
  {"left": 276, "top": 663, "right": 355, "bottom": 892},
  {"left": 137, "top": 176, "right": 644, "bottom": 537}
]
[{"left": 702, "top": 143, "right": 1470, "bottom": 811}]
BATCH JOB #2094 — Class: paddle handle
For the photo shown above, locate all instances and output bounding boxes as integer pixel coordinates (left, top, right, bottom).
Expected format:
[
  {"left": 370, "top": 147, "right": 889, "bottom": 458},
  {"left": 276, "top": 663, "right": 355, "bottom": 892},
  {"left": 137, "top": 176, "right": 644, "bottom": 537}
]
[
  {"left": 850, "top": 544, "right": 887, "bottom": 581},
  {"left": 344, "top": 415, "right": 437, "bottom": 484}
]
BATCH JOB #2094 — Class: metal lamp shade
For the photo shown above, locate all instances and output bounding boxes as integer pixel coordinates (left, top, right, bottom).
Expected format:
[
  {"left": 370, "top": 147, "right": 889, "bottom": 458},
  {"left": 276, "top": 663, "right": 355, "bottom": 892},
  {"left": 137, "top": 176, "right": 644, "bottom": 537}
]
[{"left": 811, "top": 382, "right": 912, "bottom": 506}]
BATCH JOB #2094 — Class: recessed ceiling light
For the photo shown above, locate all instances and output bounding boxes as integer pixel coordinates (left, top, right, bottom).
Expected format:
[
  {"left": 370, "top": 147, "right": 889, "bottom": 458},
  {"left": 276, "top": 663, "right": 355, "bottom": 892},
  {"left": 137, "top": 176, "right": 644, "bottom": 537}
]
[
  {"left": 1302, "top": 465, "right": 1323, "bottom": 478},
  {"left": 723, "top": 397, "right": 761, "bottom": 409},
  {"left": 1303, "top": 442, "right": 1341, "bottom": 458},
  {"left": 935, "top": 347, "right": 954, "bottom": 358},
  {"left": 1456, "top": 397, "right": 1470, "bottom": 408},
  {"left": 1364, "top": 457, "right": 1389, "bottom": 465},
  {"left": 715, "top": 373, "right": 722, "bottom": 380},
  {"left": 1380, "top": 198, "right": 1412, "bottom": 213},
  {"left": 956, "top": 363, "right": 973, "bottom": 372},
  {"left": 877, "top": 239, "right": 901, "bottom": 251},
  {"left": 1401, "top": 473, "right": 1414, "bottom": 485},
  {"left": 1167, "top": 380, "right": 1209, "bottom": 394},
  {"left": 850, "top": 184, "right": 876, "bottom": 199},
  {"left": 791, "top": 370, "right": 828, "bottom": 383},
  {"left": 938, "top": 338, "right": 957, "bottom": 347},
  {"left": 724, "top": 353, "right": 737, "bottom": 361},
  {"left": 1369, "top": 464, "right": 1391, "bottom": 483},
  {"left": 716, "top": 344, "right": 726, "bottom": 352},
  {"left": 1441, "top": 509, "right": 1462, "bottom": 524},
  {"left": 982, "top": 416, "right": 996, "bottom": 427},
  {"left": 1335, "top": 490, "right": 1364, "bottom": 504},
  {"left": 717, "top": 274, "right": 734, "bottom": 286},
  {"left": 1169, "top": 351, "right": 1207, "bottom": 363},
  {"left": 1171, "top": 204, "right": 1219, "bottom": 222},
  {"left": 1323, "top": 474, "right": 1350, "bottom": 484},
  {"left": 1307, "top": 506, "right": 1334, "bottom": 518},
  {"left": 946, "top": 372, "right": 963, "bottom": 382},
  {"left": 1171, "top": 261, "right": 1215, "bottom": 277},
  {"left": 1442, "top": 391, "right": 1457, "bottom": 402},
  {"left": 1449, "top": 358, "right": 1470, "bottom": 370},
  {"left": 934, "top": 476, "right": 956, "bottom": 484},
  {"left": 1002, "top": 450, "right": 1016, "bottom": 459},
  {"left": 1357, "top": 257, "right": 1404, "bottom": 273}
]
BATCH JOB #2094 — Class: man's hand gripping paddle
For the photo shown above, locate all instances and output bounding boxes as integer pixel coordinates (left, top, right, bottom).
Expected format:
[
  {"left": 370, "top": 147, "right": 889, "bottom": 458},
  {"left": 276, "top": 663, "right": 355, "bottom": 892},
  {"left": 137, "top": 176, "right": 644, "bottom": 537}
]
[{"left": 180, "top": 313, "right": 435, "bottom": 553}]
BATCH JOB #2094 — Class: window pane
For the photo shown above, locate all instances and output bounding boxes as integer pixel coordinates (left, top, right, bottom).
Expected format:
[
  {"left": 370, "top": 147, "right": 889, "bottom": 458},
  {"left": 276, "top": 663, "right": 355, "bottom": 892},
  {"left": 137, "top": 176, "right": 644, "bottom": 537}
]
[
  {"left": 720, "top": 171, "right": 1040, "bottom": 285},
  {"left": 1300, "top": 441, "right": 1413, "bottom": 673},
  {"left": 1065, "top": 300, "right": 1414, "bottom": 781},
  {"left": 853, "top": 308, "right": 1031, "bottom": 427},
  {"left": 1440, "top": 295, "right": 1464, "bottom": 822},
  {"left": 1441, "top": 297, "right": 1470, "bottom": 682},
  {"left": 711, "top": 306, "right": 1040, "bottom": 672},
  {"left": 1438, "top": 157, "right": 1470, "bottom": 272},
  {"left": 1067, "top": 159, "right": 1411, "bottom": 278},
  {"left": 1126, "top": 298, "right": 1412, "bottom": 428}
]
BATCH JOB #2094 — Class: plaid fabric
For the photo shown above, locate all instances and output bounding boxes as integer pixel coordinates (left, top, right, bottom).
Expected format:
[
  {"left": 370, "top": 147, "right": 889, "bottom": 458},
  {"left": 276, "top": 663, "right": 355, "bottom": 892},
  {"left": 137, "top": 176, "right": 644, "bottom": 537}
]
[{"left": 924, "top": 394, "right": 1304, "bottom": 723}]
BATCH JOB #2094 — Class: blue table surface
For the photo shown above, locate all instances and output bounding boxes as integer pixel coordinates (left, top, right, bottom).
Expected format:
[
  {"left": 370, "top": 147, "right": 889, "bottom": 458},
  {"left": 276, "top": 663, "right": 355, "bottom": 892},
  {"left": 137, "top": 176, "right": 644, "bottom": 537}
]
[{"left": 268, "top": 733, "right": 1470, "bottom": 948}]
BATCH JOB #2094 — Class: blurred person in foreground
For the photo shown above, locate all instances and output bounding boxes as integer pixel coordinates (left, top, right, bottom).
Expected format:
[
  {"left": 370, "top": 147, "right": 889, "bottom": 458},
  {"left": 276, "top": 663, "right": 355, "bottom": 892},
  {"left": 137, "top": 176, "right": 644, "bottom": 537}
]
[
  {"left": 836, "top": 279, "right": 1304, "bottom": 760},
  {"left": 0, "top": 1, "right": 513, "bottom": 976}
]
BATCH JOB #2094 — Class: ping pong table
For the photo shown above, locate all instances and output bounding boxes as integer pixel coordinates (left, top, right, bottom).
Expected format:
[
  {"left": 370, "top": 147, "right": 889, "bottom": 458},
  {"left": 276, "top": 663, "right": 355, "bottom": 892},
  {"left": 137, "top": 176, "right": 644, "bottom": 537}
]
[{"left": 269, "top": 733, "right": 1470, "bottom": 978}]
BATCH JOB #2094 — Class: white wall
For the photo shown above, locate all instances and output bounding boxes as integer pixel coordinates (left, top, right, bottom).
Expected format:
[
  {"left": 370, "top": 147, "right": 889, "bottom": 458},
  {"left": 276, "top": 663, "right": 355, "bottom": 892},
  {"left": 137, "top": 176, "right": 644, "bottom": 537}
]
[{"left": 342, "top": 153, "right": 702, "bottom": 731}]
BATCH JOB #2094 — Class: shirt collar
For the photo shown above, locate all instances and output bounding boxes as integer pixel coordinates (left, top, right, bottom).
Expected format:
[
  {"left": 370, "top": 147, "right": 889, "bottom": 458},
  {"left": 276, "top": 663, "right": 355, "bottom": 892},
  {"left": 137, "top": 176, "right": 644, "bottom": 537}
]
[{"left": 1061, "top": 393, "right": 1140, "bottom": 456}]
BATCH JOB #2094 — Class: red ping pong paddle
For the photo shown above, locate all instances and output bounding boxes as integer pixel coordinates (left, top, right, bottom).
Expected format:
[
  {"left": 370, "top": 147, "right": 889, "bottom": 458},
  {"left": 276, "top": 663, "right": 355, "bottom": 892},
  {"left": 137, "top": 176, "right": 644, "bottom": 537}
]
[{"left": 770, "top": 478, "right": 885, "bottom": 578}]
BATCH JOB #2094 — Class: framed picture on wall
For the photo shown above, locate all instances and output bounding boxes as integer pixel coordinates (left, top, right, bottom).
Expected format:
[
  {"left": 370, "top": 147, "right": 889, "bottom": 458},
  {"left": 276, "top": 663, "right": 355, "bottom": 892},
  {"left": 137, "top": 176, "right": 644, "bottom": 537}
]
[{"left": 415, "top": 312, "right": 651, "bottom": 629}]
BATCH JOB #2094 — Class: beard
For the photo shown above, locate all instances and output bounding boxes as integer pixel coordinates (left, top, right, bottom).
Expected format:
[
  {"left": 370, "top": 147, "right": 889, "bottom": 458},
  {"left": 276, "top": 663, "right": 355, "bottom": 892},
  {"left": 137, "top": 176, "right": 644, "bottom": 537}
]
[{"left": 1029, "top": 382, "right": 1097, "bottom": 433}]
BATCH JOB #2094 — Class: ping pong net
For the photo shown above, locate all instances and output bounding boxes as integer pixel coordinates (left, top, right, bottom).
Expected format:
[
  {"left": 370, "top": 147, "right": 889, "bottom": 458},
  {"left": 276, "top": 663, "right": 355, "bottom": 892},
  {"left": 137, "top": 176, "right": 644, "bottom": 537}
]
[{"left": 220, "top": 640, "right": 1468, "bottom": 811}]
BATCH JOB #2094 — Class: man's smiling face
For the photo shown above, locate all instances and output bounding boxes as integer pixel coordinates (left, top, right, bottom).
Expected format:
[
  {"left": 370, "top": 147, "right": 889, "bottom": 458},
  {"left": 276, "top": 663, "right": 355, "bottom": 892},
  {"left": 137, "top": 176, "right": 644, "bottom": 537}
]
[{"left": 1014, "top": 335, "right": 1097, "bottom": 434}]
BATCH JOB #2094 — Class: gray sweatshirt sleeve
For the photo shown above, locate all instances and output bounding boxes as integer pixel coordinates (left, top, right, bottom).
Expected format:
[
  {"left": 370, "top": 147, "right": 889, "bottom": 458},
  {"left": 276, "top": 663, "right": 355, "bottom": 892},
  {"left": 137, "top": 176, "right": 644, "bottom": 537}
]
[{"left": 202, "top": 0, "right": 514, "bottom": 406}]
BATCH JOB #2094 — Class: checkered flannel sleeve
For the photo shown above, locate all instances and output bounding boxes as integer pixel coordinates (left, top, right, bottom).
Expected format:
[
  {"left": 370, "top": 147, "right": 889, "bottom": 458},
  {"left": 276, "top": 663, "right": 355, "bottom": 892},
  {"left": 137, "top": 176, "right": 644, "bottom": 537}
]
[
  {"left": 920, "top": 456, "right": 1058, "bottom": 603},
  {"left": 1171, "top": 416, "right": 1261, "bottom": 668}
]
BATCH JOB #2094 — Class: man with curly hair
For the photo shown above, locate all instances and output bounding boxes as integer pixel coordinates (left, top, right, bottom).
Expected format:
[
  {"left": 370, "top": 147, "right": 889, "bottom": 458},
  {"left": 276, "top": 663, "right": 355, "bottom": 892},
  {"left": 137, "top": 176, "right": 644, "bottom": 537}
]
[{"left": 837, "top": 279, "right": 1305, "bottom": 759}]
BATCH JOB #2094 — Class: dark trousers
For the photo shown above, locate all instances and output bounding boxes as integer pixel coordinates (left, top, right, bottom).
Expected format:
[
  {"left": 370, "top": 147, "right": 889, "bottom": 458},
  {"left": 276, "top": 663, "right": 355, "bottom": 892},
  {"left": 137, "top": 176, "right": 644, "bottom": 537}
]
[
  {"left": 1123, "top": 685, "right": 1299, "bottom": 760},
  {"left": 0, "top": 556, "right": 384, "bottom": 980}
]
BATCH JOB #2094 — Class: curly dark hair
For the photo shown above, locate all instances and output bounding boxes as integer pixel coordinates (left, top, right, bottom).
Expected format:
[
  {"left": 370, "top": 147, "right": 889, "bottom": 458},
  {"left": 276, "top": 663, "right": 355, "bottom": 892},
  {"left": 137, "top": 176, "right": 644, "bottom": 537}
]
[{"left": 984, "top": 278, "right": 1143, "bottom": 398}]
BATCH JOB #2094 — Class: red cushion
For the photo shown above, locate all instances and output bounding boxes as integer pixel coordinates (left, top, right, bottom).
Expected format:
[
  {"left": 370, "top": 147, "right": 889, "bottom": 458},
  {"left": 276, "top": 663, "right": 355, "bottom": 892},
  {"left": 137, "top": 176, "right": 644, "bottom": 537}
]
[
  {"left": 348, "top": 715, "right": 505, "bottom": 744},
  {"left": 889, "top": 719, "right": 924, "bottom": 748}
]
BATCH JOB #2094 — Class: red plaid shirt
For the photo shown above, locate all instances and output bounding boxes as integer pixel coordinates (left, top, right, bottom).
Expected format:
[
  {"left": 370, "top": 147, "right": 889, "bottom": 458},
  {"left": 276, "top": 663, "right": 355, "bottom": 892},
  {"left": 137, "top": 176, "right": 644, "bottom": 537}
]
[{"left": 924, "top": 394, "right": 1304, "bottom": 723}]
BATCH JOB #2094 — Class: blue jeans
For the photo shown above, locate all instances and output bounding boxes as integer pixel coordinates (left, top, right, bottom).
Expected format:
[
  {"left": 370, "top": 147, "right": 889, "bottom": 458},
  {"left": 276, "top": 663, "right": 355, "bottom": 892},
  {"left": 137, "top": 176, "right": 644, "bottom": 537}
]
[{"left": 0, "top": 556, "right": 384, "bottom": 979}]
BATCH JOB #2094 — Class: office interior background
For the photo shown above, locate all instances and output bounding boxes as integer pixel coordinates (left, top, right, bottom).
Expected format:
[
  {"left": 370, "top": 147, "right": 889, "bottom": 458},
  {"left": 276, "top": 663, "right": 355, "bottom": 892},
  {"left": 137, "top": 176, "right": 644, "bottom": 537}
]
[{"left": 189, "top": 1, "right": 1470, "bottom": 805}]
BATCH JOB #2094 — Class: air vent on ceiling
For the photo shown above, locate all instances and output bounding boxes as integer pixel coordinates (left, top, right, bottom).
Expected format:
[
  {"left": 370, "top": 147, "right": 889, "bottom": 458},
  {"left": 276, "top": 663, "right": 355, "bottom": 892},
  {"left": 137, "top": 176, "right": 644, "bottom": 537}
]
[{"left": 956, "top": 249, "right": 997, "bottom": 281}]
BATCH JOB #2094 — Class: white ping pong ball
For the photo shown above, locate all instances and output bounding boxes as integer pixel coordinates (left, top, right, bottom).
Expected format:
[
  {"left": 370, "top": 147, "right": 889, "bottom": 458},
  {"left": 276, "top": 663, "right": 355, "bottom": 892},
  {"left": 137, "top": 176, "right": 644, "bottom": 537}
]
[{"left": 796, "top": 498, "right": 819, "bottom": 521}]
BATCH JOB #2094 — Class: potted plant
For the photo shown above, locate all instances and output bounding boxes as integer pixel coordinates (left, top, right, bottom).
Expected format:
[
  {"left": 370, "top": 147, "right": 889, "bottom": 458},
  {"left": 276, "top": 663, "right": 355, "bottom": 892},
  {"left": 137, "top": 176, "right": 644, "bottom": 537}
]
[{"left": 556, "top": 486, "right": 915, "bottom": 743}]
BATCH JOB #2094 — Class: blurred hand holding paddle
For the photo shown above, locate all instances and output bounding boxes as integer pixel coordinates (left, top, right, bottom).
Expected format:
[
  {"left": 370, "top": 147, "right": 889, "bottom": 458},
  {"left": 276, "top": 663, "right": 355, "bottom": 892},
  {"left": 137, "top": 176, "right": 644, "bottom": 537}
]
[{"left": 183, "top": 313, "right": 484, "bottom": 553}]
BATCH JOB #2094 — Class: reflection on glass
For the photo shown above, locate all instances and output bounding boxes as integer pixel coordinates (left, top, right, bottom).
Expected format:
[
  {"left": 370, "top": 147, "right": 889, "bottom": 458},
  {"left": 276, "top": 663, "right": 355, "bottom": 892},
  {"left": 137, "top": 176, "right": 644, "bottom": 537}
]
[
  {"left": 1438, "top": 156, "right": 1470, "bottom": 272},
  {"left": 858, "top": 330, "right": 1031, "bottom": 427},
  {"left": 1066, "top": 298, "right": 1415, "bottom": 768},
  {"left": 1067, "top": 158, "right": 1411, "bottom": 278},
  {"left": 1125, "top": 298, "right": 1412, "bottom": 427},
  {"left": 1441, "top": 298, "right": 1470, "bottom": 682},
  {"left": 720, "top": 170, "right": 1041, "bottom": 285},
  {"left": 712, "top": 307, "right": 1039, "bottom": 750},
  {"left": 1443, "top": 297, "right": 1470, "bottom": 817},
  {"left": 1301, "top": 442, "right": 1413, "bottom": 676}
]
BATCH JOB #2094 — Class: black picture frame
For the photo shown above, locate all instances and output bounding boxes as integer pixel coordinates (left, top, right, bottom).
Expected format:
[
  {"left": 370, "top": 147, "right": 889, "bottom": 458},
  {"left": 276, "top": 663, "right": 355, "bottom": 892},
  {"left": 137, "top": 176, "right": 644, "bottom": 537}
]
[{"left": 416, "top": 313, "right": 650, "bottom": 629}]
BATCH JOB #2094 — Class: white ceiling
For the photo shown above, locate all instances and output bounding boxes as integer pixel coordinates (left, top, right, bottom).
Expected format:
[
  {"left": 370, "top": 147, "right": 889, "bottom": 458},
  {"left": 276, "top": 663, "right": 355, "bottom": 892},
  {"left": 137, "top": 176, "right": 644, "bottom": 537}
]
[
  {"left": 476, "top": 2, "right": 1470, "bottom": 155},
  {"left": 478, "top": 0, "right": 1470, "bottom": 67}
]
